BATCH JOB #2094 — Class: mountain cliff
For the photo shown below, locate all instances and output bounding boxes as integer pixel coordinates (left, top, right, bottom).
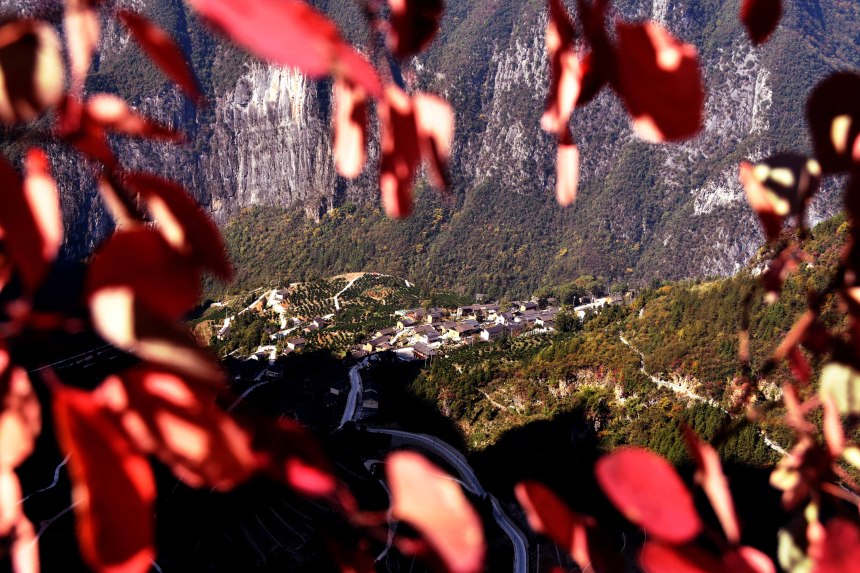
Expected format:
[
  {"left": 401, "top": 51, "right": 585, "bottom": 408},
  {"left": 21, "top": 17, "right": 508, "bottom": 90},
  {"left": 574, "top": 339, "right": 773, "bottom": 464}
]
[{"left": 2, "top": 0, "right": 858, "bottom": 294}]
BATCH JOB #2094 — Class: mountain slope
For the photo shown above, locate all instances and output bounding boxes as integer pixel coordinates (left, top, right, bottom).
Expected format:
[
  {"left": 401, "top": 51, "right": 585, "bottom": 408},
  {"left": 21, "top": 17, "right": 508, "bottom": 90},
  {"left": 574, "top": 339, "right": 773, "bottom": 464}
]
[{"left": 2, "top": 0, "right": 858, "bottom": 294}]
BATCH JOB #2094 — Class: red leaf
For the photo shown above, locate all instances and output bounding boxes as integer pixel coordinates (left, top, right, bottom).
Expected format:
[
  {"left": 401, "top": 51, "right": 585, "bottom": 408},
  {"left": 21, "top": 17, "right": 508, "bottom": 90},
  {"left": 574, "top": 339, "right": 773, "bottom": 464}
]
[
  {"left": 806, "top": 73, "right": 860, "bottom": 174},
  {"left": 413, "top": 93, "right": 455, "bottom": 190},
  {"left": 104, "top": 367, "right": 257, "bottom": 490},
  {"left": 787, "top": 347, "right": 811, "bottom": 386},
  {"left": 387, "top": 0, "right": 443, "bottom": 59},
  {"left": 576, "top": 51, "right": 607, "bottom": 108},
  {"left": 514, "top": 481, "right": 596, "bottom": 570},
  {"left": 379, "top": 86, "right": 421, "bottom": 218},
  {"left": 723, "top": 546, "right": 776, "bottom": 573},
  {"left": 53, "top": 384, "right": 155, "bottom": 573},
  {"left": 247, "top": 416, "right": 336, "bottom": 497},
  {"left": 0, "top": 364, "right": 41, "bottom": 470},
  {"left": 386, "top": 451, "right": 485, "bottom": 573},
  {"left": 0, "top": 20, "right": 65, "bottom": 124},
  {"left": 542, "top": 0, "right": 582, "bottom": 135},
  {"left": 0, "top": 470, "right": 39, "bottom": 573},
  {"left": 188, "top": 0, "right": 381, "bottom": 97},
  {"left": 0, "top": 154, "right": 59, "bottom": 291},
  {"left": 556, "top": 132, "right": 580, "bottom": 206},
  {"left": 121, "top": 172, "right": 232, "bottom": 280},
  {"left": 613, "top": 22, "right": 704, "bottom": 142},
  {"left": 86, "top": 228, "right": 202, "bottom": 322},
  {"left": 116, "top": 10, "right": 203, "bottom": 103},
  {"left": 86, "top": 93, "right": 184, "bottom": 141},
  {"left": 89, "top": 289, "right": 224, "bottom": 382},
  {"left": 23, "top": 148, "right": 63, "bottom": 269},
  {"left": 639, "top": 542, "right": 723, "bottom": 573},
  {"left": 682, "top": 427, "right": 740, "bottom": 544},
  {"left": 739, "top": 155, "right": 821, "bottom": 241},
  {"left": 333, "top": 78, "right": 368, "bottom": 179},
  {"left": 740, "top": 0, "right": 782, "bottom": 46},
  {"left": 810, "top": 518, "right": 860, "bottom": 573},
  {"left": 56, "top": 96, "right": 118, "bottom": 168},
  {"left": 821, "top": 393, "right": 845, "bottom": 458},
  {"left": 762, "top": 246, "right": 799, "bottom": 303},
  {"left": 596, "top": 447, "right": 701, "bottom": 543},
  {"left": 64, "top": 0, "right": 101, "bottom": 95}
]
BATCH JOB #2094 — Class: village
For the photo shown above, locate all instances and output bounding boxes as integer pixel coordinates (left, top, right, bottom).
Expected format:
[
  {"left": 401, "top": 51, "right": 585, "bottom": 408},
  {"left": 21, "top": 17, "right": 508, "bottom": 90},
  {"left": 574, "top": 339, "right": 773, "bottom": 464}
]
[{"left": 211, "top": 273, "right": 625, "bottom": 364}]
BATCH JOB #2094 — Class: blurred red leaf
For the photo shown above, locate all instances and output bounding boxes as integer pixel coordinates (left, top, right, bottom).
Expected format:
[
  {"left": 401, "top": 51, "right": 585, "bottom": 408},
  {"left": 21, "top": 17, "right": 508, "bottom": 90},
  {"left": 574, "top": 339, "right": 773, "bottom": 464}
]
[
  {"left": 65, "top": 0, "right": 101, "bottom": 94},
  {"left": 188, "top": 0, "right": 381, "bottom": 97},
  {"left": 0, "top": 153, "right": 60, "bottom": 291},
  {"left": 807, "top": 73, "right": 860, "bottom": 174},
  {"left": 386, "top": 451, "right": 484, "bottom": 573},
  {"left": 613, "top": 22, "right": 704, "bottom": 142},
  {"left": 542, "top": 0, "right": 582, "bottom": 135},
  {"left": 514, "top": 480, "right": 597, "bottom": 570},
  {"left": 91, "top": 291, "right": 224, "bottom": 384},
  {"left": 770, "top": 436, "right": 829, "bottom": 509},
  {"left": 739, "top": 161, "right": 784, "bottom": 241},
  {"left": 248, "top": 416, "right": 337, "bottom": 497},
  {"left": 121, "top": 172, "right": 232, "bottom": 280},
  {"left": 0, "top": 20, "right": 65, "bottom": 124},
  {"left": 53, "top": 384, "right": 156, "bottom": 573},
  {"left": 821, "top": 393, "right": 844, "bottom": 458},
  {"left": 809, "top": 518, "right": 860, "bottom": 573},
  {"left": 682, "top": 427, "right": 740, "bottom": 544},
  {"left": 87, "top": 228, "right": 201, "bottom": 322},
  {"left": 23, "top": 148, "right": 63, "bottom": 268},
  {"left": 87, "top": 93, "right": 184, "bottom": 141},
  {"left": 379, "top": 86, "right": 421, "bottom": 218},
  {"left": 103, "top": 367, "right": 257, "bottom": 490},
  {"left": 723, "top": 546, "right": 776, "bottom": 573},
  {"left": 596, "top": 447, "right": 701, "bottom": 543},
  {"left": 387, "top": 0, "right": 443, "bottom": 59},
  {"left": 556, "top": 132, "right": 580, "bottom": 206},
  {"left": 575, "top": 51, "right": 607, "bottom": 108},
  {"left": 334, "top": 79, "right": 368, "bottom": 179},
  {"left": 640, "top": 542, "right": 722, "bottom": 573},
  {"left": 740, "top": 0, "right": 782, "bottom": 46},
  {"left": 0, "top": 470, "right": 38, "bottom": 573},
  {"left": 787, "top": 347, "right": 811, "bottom": 386},
  {"left": 56, "top": 96, "right": 117, "bottom": 168},
  {"left": 413, "top": 93, "right": 454, "bottom": 190},
  {"left": 762, "top": 246, "right": 799, "bottom": 303},
  {"left": 116, "top": 10, "right": 203, "bottom": 103},
  {"left": 0, "top": 363, "right": 40, "bottom": 471}
]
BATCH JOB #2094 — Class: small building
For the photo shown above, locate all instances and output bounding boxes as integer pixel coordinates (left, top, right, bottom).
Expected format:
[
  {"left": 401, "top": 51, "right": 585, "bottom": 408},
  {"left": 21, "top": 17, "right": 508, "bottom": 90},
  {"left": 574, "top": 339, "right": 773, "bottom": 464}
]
[
  {"left": 287, "top": 337, "right": 307, "bottom": 351},
  {"left": 507, "top": 322, "right": 526, "bottom": 336},
  {"left": 496, "top": 312, "right": 515, "bottom": 326},
  {"left": 520, "top": 301, "right": 539, "bottom": 312},
  {"left": 397, "top": 317, "right": 416, "bottom": 330},
  {"left": 481, "top": 324, "right": 506, "bottom": 341},
  {"left": 312, "top": 317, "right": 330, "bottom": 329},
  {"left": 363, "top": 335, "right": 392, "bottom": 353},
  {"left": 413, "top": 342, "right": 437, "bottom": 359},
  {"left": 374, "top": 327, "right": 397, "bottom": 338}
]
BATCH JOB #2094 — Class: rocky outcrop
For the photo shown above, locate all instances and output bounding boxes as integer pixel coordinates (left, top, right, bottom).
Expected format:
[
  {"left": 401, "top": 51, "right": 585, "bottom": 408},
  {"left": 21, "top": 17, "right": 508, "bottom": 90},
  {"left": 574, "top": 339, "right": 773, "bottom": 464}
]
[{"left": 1, "top": 0, "right": 855, "bottom": 285}]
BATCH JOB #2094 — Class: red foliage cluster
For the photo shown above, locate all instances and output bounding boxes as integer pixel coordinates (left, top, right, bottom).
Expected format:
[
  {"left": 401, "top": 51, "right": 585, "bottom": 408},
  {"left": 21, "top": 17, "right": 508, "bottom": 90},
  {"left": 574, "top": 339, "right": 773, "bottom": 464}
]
[
  {"left": 0, "top": 0, "right": 857, "bottom": 572},
  {"left": 541, "top": 0, "right": 704, "bottom": 205}
]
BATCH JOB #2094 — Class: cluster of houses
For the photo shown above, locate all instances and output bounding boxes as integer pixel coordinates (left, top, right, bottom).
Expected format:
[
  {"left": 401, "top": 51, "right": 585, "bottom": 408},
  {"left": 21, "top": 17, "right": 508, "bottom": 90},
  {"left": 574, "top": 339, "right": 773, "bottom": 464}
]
[{"left": 349, "top": 301, "right": 564, "bottom": 361}]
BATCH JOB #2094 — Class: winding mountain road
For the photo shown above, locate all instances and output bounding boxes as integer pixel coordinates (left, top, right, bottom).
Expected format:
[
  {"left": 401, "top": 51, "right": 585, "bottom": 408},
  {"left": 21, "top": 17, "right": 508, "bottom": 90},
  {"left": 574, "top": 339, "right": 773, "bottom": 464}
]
[{"left": 340, "top": 362, "right": 528, "bottom": 573}]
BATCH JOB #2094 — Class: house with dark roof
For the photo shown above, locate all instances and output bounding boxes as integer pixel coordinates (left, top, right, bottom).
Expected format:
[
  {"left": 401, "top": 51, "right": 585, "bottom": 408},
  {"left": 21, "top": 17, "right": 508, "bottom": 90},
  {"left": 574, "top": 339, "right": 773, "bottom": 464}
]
[
  {"left": 413, "top": 342, "right": 437, "bottom": 359},
  {"left": 286, "top": 337, "right": 306, "bottom": 351},
  {"left": 481, "top": 324, "right": 506, "bottom": 341}
]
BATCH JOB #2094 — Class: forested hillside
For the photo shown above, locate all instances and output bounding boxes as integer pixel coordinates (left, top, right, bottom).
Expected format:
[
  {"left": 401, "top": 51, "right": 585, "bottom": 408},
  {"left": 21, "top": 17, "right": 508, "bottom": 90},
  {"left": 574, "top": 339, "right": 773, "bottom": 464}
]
[{"left": 407, "top": 215, "right": 848, "bottom": 462}]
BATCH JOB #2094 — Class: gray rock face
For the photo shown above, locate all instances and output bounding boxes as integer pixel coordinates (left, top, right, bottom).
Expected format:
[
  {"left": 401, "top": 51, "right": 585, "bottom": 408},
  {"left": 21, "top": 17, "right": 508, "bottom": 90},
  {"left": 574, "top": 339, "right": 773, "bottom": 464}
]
[{"left": 1, "top": 0, "right": 856, "bottom": 285}]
